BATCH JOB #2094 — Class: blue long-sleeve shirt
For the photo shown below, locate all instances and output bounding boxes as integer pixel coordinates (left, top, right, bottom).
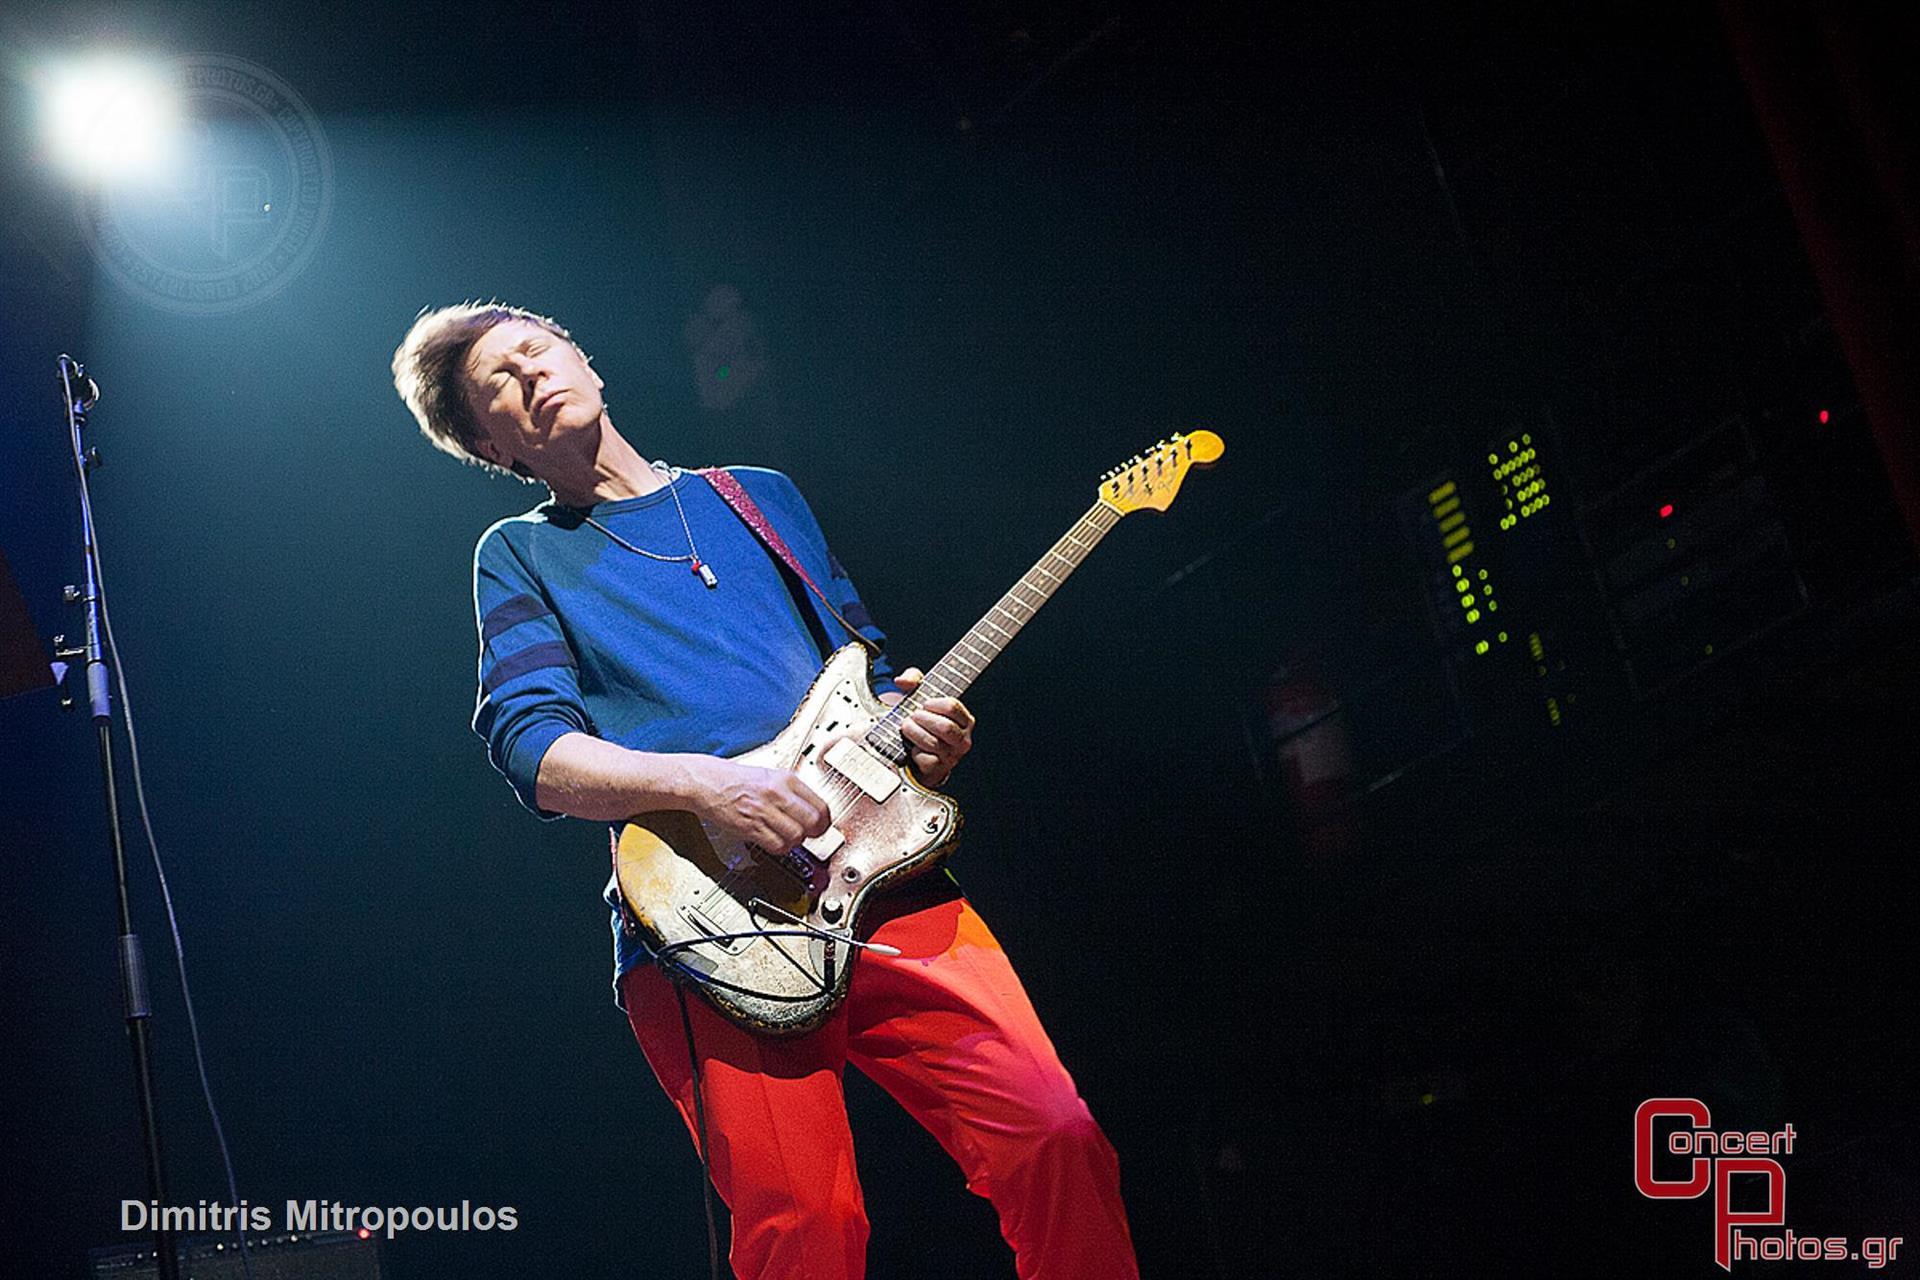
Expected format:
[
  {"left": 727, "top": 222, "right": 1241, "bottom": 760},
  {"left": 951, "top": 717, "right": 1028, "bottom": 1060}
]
[{"left": 470, "top": 466, "right": 899, "bottom": 994}]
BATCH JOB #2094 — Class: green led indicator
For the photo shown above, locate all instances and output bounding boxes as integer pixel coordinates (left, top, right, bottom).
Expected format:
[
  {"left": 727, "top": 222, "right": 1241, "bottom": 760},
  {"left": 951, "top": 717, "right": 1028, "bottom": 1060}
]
[
  {"left": 1491, "top": 438, "right": 1550, "bottom": 525},
  {"left": 716, "top": 364, "right": 732, "bottom": 380}
]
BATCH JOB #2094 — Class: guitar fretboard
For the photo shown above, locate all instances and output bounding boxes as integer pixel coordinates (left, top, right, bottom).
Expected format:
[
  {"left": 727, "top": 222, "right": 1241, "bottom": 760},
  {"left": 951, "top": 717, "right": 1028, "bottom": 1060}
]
[{"left": 866, "top": 500, "right": 1123, "bottom": 758}]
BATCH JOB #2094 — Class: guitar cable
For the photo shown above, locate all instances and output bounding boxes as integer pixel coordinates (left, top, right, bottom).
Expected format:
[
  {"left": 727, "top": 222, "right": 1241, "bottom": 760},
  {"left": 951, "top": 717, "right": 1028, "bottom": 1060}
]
[
  {"left": 651, "top": 915, "right": 901, "bottom": 1001},
  {"left": 650, "top": 917, "right": 901, "bottom": 1280},
  {"left": 672, "top": 982, "right": 723, "bottom": 1280}
]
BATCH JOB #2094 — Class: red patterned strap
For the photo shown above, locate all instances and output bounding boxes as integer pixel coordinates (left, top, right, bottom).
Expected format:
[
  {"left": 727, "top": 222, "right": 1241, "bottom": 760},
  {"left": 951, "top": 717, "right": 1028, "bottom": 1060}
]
[{"left": 696, "top": 468, "right": 882, "bottom": 656}]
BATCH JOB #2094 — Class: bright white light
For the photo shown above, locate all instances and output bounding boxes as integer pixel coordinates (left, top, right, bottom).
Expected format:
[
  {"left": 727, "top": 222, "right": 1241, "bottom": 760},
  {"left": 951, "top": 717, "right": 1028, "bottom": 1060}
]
[{"left": 39, "top": 55, "right": 182, "bottom": 183}]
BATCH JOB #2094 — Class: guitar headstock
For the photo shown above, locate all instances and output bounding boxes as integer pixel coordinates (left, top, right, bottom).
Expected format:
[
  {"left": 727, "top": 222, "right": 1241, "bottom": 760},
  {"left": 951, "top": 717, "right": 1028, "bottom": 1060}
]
[{"left": 1097, "top": 430, "right": 1225, "bottom": 514}]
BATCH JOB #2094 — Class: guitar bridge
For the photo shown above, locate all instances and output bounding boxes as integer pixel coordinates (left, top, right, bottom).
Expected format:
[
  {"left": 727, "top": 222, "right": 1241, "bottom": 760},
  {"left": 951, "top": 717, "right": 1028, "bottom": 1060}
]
[
  {"left": 681, "top": 887, "right": 757, "bottom": 956},
  {"left": 752, "top": 842, "right": 826, "bottom": 890}
]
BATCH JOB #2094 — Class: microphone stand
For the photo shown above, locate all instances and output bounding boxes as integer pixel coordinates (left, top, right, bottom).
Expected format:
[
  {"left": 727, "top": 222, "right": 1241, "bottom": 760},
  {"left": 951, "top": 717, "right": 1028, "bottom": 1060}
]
[{"left": 57, "top": 354, "right": 181, "bottom": 1280}]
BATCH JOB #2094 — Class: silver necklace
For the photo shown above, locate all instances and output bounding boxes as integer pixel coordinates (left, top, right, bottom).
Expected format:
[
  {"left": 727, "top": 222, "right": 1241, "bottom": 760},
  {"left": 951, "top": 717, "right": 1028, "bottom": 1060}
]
[{"left": 578, "top": 463, "right": 719, "bottom": 588}]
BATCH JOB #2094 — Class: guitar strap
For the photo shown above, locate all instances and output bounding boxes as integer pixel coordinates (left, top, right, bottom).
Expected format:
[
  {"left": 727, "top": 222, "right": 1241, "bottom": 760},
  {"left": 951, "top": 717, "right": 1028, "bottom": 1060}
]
[{"left": 695, "top": 468, "right": 883, "bottom": 659}]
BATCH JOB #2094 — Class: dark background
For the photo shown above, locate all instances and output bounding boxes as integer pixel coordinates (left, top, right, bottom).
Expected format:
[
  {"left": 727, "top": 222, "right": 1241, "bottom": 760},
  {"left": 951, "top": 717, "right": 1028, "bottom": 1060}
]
[{"left": 2, "top": 2, "right": 1915, "bottom": 1276}]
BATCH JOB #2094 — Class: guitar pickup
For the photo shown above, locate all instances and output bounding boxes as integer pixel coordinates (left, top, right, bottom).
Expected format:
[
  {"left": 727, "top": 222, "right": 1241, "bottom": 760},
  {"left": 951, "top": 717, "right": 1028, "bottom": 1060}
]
[
  {"left": 823, "top": 738, "right": 902, "bottom": 804},
  {"left": 801, "top": 826, "right": 845, "bottom": 859}
]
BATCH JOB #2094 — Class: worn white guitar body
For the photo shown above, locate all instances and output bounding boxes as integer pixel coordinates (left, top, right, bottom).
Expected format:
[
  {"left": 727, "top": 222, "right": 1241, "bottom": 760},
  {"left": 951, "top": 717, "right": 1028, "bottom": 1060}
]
[
  {"left": 614, "top": 429, "right": 1223, "bottom": 1035},
  {"left": 614, "top": 644, "right": 962, "bottom": 1035}
]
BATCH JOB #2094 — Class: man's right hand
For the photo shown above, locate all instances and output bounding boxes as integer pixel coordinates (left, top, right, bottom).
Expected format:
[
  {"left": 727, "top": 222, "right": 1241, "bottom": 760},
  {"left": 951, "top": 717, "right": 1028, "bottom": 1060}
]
[{"left": 684, "top": 756, "right": 833, "bottom": 851}]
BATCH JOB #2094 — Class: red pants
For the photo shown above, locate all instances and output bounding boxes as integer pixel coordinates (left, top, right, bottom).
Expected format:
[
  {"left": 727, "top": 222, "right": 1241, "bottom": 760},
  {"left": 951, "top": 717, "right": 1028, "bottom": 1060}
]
[{"left": 622, "top": 895, "right": 1138, "bottom": 1280}]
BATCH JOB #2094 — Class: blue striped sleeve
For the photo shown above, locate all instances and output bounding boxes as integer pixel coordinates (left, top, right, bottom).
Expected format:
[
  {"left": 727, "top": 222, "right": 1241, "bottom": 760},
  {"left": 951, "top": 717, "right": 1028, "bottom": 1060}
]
[{"left": 472, "top": 526, "right": 591, "bottom": 818}]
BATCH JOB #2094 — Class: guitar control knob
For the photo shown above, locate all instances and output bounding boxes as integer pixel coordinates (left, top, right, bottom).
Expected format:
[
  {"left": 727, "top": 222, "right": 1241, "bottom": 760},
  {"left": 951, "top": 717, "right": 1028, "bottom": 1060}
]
[{"left": 821, "top": 896, "right": 846, "bottom": 924}]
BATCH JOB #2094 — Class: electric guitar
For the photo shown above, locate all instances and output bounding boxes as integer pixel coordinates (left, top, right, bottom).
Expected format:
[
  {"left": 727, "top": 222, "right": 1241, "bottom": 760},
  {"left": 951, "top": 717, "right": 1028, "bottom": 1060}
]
[{"left": 614, "top": 431, "right": 1224, "bottom": 1033}]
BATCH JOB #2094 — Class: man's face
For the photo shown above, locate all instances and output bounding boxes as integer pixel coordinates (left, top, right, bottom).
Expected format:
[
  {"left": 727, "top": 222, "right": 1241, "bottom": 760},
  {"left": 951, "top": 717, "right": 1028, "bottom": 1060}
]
[{"left": 460, "top": 319, "right": 607, "bottom": 475}]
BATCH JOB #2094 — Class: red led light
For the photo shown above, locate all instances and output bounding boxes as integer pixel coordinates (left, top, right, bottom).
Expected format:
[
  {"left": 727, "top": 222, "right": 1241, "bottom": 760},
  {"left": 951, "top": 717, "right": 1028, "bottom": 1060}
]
[
  {"left": 357, "top": 1228, "right": 371, "bottom": 1240},
  {"left": 1659, "top": 503, "right": 1674, "bottom": 519},
  {"left": 1818, "top": 408, "right": 1830, "bottom": 424}
]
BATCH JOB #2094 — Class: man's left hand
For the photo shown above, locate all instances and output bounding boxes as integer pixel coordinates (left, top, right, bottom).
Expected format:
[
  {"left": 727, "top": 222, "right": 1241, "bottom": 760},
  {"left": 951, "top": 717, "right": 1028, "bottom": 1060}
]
[{"left": 881, "top": 667, "right": 974, "bottom": 787}]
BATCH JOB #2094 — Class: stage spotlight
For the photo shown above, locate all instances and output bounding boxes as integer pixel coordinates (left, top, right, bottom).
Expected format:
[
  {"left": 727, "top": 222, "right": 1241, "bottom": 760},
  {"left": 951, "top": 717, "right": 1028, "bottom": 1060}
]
[{"left": 37, "top": 54, "right": 181, "bottom": 183}]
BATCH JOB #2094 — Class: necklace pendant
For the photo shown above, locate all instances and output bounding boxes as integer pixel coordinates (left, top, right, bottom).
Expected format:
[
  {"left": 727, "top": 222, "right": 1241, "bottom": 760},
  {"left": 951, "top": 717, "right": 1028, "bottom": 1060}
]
[{"left": 694, "top": 560, "right": 718, "bottom": 589}]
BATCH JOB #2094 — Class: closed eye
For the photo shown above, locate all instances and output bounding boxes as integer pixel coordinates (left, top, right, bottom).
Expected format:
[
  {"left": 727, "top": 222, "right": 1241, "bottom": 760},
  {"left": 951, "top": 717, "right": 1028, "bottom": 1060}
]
[{"left": 488, "top": 338, "right": 545, "bottom": 382}]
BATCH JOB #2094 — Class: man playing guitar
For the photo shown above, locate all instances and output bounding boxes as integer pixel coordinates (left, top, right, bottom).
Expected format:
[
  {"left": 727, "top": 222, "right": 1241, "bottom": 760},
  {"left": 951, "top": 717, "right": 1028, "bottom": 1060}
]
[{"left": 392, "top": 302, "right": 1137, "bottom": 1279}]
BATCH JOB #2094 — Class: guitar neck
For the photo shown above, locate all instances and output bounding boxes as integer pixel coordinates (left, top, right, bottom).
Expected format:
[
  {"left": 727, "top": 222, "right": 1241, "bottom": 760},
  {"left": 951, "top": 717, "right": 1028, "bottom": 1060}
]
[{"left": 870, "top": 500, "right": 1122, "bottom": 746}]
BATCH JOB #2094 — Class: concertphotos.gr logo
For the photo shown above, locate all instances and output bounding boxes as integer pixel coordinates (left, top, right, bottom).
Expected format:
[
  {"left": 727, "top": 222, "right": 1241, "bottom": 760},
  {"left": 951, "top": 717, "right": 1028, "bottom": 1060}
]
[
  {"left": 75, "top": 53, "right": 333, "bottom": 316},
  {"left": 1635, "top": 1098, "right": 1905, "bottom": 1271}
]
